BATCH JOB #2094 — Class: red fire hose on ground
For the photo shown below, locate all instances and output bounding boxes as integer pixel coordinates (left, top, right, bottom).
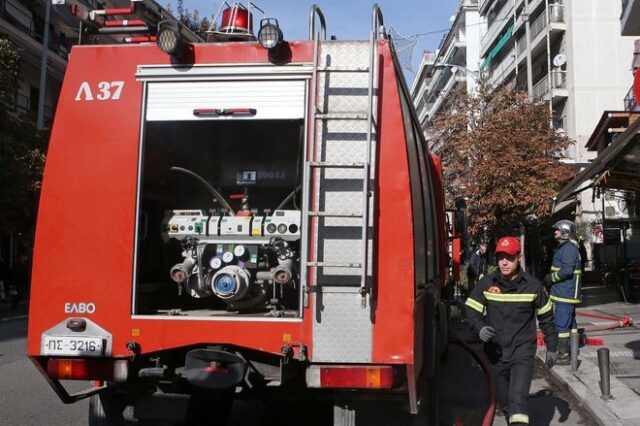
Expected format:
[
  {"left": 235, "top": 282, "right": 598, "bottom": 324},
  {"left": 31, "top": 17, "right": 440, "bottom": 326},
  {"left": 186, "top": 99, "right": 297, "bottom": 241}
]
[
  {"left": 576, "top": 310, "right": 633, "bottom": 333},
  {"left": 453, "top": 338, "right": 496, "bottom": 426}
]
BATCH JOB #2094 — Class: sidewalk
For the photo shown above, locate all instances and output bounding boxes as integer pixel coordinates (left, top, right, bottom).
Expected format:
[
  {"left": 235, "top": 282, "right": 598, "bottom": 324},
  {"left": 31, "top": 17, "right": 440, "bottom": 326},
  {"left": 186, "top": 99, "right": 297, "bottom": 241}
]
[{"left": 537, "top": 302, "right": 640, "bottom": 426}]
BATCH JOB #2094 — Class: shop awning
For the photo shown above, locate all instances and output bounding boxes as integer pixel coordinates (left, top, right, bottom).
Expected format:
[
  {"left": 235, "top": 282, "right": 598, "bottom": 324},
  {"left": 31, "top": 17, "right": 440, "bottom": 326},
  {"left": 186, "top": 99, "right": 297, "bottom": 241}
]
[{"left": 553, "top": 117, "right": 640, "bottom": 213}]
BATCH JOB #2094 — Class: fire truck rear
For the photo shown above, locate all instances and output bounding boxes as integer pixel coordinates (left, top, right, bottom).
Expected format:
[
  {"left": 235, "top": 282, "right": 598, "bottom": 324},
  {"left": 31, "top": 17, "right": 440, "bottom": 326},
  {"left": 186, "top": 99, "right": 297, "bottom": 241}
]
[{"left": 27, "top": 2, "right": 450, "bottom": 424}]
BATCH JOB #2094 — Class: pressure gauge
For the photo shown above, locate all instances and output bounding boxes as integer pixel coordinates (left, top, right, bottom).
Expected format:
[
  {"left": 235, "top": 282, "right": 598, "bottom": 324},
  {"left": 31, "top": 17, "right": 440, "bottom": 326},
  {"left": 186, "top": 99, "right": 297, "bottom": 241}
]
[
  {"left": 209, "top": 257, "right": 223, "bottom": 269},
  {"left": 277, "top": 223, "right": 287, "bottom": 234},
  {"left": 234, "top": 245, "right": 247, "bottom": 259},
  {"left": 266, "top": 223, "right": 277, "bottom": 234},
  {"left": 222, "top": 251, "right": 235, "bottom": 264}
]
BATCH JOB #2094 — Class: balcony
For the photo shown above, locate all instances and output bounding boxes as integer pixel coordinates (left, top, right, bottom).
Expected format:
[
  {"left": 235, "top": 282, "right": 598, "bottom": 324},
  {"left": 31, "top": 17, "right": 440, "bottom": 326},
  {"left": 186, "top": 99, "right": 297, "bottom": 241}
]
[
  {"left": 481, "top": 0, "right": 514, "bottom": 57},
  {"left": 1, "top": 0, "right": 71, "bottom": 61},
  {"left": 489, "top": 49, "right": 516, "bottom": 86},
  {"left": 553, "top": 115, "right": 567, "bottom": 135}
]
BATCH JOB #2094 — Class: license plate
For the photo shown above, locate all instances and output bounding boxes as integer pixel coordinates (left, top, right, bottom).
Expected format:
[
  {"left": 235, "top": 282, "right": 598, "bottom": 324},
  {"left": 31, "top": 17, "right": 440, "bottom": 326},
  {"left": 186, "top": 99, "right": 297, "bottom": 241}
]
[{"left": 42, "top": 336, "right": 104, "bottom": 357}]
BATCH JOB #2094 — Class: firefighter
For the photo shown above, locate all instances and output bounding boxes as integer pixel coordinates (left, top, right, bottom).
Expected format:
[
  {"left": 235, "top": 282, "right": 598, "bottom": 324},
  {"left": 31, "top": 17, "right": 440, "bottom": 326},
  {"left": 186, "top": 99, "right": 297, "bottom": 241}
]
[
  {"left": 465, "top": 236, "right": 558, "bottom": 425},
  {"left": 544, "top": 220, "right": 582, "bottom": 365}
]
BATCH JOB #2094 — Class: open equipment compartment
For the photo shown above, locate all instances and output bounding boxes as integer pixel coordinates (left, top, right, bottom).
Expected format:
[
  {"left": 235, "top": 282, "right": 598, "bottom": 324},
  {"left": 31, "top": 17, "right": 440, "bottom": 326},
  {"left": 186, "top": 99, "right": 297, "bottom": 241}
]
[{"left": 132, "top": 77, "right": 308, "bottom": 319}]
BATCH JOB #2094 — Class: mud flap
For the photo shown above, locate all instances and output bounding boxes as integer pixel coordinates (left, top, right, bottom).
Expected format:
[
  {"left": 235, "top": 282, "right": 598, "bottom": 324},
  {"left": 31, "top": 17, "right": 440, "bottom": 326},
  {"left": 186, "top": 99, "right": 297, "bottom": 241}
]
[{"left": 184, "top": 349, "right": 247, "bottom": 389}]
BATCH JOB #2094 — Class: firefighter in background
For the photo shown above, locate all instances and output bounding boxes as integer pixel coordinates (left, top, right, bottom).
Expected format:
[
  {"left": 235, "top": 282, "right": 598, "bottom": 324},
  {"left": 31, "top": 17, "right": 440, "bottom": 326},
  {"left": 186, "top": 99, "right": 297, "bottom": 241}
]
[
  {"left": 465, "top": 236, "right": 558, "bottom": 425},
  {"left": 544, "top": 220, "right": 582, "bottom": 365},
  {"left": 467, "top": 242, "right": 488, "bottom": 291}
]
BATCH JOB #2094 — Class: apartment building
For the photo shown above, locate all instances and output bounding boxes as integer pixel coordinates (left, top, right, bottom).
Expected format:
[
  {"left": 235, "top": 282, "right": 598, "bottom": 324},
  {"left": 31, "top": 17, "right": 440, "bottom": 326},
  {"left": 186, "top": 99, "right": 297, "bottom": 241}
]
[
  {"left": 410, "top": 0, "right": 483, "bottom": 150},
  {"left": 479, "top": 0, "right": 635, "bottom": 231},
  {"left": 480, "top": 0, "right": 634, "bottom": 161}
]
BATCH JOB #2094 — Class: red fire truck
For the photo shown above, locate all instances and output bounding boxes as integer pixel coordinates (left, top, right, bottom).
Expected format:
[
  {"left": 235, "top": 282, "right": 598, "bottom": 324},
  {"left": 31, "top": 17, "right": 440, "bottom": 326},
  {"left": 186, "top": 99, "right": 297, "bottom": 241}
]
[{"left": 27, "top": 2, "right": 450, "bottom": 424}]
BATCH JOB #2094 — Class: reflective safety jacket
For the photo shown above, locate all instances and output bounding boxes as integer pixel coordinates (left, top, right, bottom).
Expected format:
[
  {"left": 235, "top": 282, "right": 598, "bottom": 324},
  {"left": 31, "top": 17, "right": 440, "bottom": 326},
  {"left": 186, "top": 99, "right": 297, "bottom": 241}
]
[
  {"left": 465, "top": 271, "right": 557, "bottom": 361},
  {"left": 549, "top": 240, "right": 582, "bottom": 304}
]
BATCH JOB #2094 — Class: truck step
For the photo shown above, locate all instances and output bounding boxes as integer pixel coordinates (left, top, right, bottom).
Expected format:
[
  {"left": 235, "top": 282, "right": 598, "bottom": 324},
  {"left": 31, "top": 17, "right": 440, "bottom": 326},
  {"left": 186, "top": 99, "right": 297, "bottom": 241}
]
[
  {"left": 315, "top": 112, "right": 369, "bottom": 120},
  {"left": 308, "top": 161, "right": 367, "bottom": 168},
  {"left": 316, "top": 66, "right": 370, "bottom": 72},
  {"left": 307, "top": 262, "right": 362, "bottom": 268},
  {"left": 308, "top": 211, "right": 363, "bottom": 218}
]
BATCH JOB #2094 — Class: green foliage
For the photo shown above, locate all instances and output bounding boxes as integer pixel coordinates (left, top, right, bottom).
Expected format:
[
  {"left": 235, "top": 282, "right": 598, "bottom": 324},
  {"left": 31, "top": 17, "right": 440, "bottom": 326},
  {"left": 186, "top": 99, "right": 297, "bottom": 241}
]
[{"left": 0, "top": 39, "right": 47, "bottom": 232}]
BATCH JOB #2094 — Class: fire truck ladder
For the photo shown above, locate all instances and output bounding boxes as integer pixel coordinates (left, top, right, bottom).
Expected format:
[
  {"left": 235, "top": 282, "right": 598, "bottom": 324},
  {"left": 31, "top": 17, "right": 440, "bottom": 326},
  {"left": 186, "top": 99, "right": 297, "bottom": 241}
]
[{"left": 302, "top": 5, "right": 385, "bottom": 363}]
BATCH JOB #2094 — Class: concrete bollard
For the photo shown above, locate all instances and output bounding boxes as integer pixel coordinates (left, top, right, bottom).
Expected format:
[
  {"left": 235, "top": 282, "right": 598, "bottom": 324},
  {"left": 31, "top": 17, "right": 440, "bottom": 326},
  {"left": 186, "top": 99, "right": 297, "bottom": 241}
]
[{"left": 597, "top": 347, "right": 612, "bottom": 399}]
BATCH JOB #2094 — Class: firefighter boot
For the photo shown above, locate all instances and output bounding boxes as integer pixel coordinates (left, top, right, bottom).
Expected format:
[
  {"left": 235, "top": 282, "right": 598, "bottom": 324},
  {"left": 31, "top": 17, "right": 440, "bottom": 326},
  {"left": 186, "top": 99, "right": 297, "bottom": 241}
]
[{"left": 556, "top": 337, "right": 570, "bottom": 366}]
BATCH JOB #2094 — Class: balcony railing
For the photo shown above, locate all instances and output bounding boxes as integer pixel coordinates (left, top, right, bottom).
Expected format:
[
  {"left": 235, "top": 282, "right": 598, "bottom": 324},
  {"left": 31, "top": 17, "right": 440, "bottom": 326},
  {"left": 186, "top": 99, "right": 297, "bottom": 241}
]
[
  {"left": 530, "top": 12, "right": 548, "bottom": 40},
  {"left": 1, "top": 2, "right": 70, "bottom": 60},
  {"left": 624, "top": 85, "right": 637, "bottom": 111},
  {"left": 489, "top": 50, "right": 516, "bottom": 85},
  {"left": 532, "top": 75, "right": 549, "bottom": 98}
]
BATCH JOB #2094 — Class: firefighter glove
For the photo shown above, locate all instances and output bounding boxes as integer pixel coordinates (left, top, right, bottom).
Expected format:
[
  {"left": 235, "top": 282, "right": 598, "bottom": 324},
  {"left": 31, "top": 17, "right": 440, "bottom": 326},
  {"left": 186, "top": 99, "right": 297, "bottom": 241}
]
[
  {"left": 546, "top": 351, "right": 558, "bottom": 368},
  {"left": 543, "top": 274, "right": 553, "bottom": 289},
  {"left": 479, "top": 326, "right": 496, "bottom": 343}
]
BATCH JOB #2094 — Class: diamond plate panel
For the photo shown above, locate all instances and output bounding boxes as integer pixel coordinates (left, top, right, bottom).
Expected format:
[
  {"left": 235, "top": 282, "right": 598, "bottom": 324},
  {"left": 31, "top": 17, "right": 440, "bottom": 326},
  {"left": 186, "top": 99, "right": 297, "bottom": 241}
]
[
  {"left": 317, "top": 72, "right": 370, "bottom": 113},
  {"left": 324, "top": 191, "right": 364, "bottom": 214},
  {"left": 312, "top": 291, "right": 372, "bottom": 362},
  {"left": 318, "top": 41, "right": 370, "bottom": 68}
]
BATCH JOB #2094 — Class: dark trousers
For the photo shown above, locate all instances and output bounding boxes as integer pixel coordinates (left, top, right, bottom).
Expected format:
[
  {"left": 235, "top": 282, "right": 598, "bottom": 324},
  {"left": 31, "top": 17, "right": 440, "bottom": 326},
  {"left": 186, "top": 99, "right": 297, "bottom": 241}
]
[
  {"left": 493, "top": 357, "right": 534, "bottom": 424},
  {"left": 554, "top": 301, "right": 577, "bottom": 337}
]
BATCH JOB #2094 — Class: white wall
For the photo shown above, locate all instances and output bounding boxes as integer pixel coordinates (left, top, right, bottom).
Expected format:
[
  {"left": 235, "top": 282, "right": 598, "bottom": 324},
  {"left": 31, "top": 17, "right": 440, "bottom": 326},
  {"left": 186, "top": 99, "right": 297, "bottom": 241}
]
[
  {"left": 566, "top": 0, "right": 635, "bottom": 162},
  {"left": 465, "top": 8, "right": 483, "bottom": 93}
]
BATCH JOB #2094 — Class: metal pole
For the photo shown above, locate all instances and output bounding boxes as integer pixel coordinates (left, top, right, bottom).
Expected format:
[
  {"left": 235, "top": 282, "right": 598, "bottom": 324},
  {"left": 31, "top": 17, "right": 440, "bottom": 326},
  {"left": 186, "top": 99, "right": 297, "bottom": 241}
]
[
  {"left": 597, "top": 348, "right": 612, "bottom": 399},
  {"left": 570, "top": 329, "right": 579, "bottom": 372},
  {"left": 524, "top": 0, "right": 533, "bottom": 96},
  {"left": 37, "top": 0, "right": 52, "bottom": 130}
]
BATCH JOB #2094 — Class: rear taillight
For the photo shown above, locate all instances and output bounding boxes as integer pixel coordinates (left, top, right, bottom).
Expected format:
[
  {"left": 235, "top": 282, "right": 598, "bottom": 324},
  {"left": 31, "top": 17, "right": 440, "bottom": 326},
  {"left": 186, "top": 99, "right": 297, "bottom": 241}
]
[
  {"left": 47, "top": 359, "right": 128, "bottom": 382},
  {"left": 305, "top": 365, "right": 394, "bottom": 389}
]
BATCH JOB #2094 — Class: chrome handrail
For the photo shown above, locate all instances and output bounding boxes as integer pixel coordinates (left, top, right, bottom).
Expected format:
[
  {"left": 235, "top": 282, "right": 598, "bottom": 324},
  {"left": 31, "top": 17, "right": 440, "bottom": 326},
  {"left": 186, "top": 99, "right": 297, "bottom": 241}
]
[
  {"left": 308, "top": 4, "right": 326, "bottom": 40},
  {"left": 372, "top": 4, "right": 386, "bottom": 39}
]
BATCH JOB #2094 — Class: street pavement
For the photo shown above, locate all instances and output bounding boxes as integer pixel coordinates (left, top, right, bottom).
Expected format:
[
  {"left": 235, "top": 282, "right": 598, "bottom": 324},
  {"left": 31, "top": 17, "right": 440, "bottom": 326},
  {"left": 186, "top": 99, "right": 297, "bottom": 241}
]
[
  {"left": 0, "top": 312, "right": 89, "bottom": 425},
  {"left": 535, "top": 302, "right": 640, "bottom": 426},
  {"left": 442, "top": 310, "right": 597, "bottom": 426},
  {"left": 0, "top": 302, "right": 600, "bottom": 425}
]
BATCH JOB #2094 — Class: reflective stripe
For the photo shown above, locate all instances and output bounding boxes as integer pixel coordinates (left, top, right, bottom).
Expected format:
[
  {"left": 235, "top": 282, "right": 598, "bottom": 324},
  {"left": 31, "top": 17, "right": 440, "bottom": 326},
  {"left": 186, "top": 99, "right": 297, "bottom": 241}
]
[
  {"left": 552, "top": 272, "right": 560, "bottom": 282},
  {"left": 551, "top": 266, "right": 560, "bottom": 271},
  {"left": 571, "top": 328, "right": 578, "bottom": 333},
  {"left": 537, "top": 299, "right": 552, "bottom": 316},
  {"left": 465, "top": 297, "right": 484, "bottom": 313},
  {"left": 550, "top": 295, "right": 580, "bottom": 304},
  {"left": 558, "top": 332, "right": 571, "bottom": 338},
  {"left": 574, "top": 270, "right": 582, "bottom": 274},
  {"left": 575, "top": 274, "right": 580, "bottom": 299},
  {"left": 483, "top": 292, "right": 537, "bottom": 302},
  {"left": 510, "top": 413, "right": 529, "bottom": 424}
]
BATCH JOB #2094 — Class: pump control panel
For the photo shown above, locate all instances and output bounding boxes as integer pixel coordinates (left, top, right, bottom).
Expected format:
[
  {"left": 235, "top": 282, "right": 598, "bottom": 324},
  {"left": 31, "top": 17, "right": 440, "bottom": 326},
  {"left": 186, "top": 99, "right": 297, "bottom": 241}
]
[{"left": 163, "top": 209, "right": 301, "bottom": 242}]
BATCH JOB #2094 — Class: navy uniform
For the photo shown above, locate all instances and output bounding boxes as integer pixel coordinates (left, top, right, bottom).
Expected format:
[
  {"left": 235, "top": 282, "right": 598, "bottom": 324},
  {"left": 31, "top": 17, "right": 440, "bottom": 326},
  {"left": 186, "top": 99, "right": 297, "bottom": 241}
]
[
  {"left": 546, "top": 220, "right": 582, "bottom": 364},
  {"left": 466, "top": 236, "right": 557, "bottom": 425}
]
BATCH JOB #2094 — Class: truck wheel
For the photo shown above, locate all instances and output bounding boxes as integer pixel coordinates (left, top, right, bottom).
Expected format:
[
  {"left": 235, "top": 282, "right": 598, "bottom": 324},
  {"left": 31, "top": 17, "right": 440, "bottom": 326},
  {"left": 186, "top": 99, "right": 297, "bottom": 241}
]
[{"left": 89, "top": 393, "right": 125, "bottom": 426}]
